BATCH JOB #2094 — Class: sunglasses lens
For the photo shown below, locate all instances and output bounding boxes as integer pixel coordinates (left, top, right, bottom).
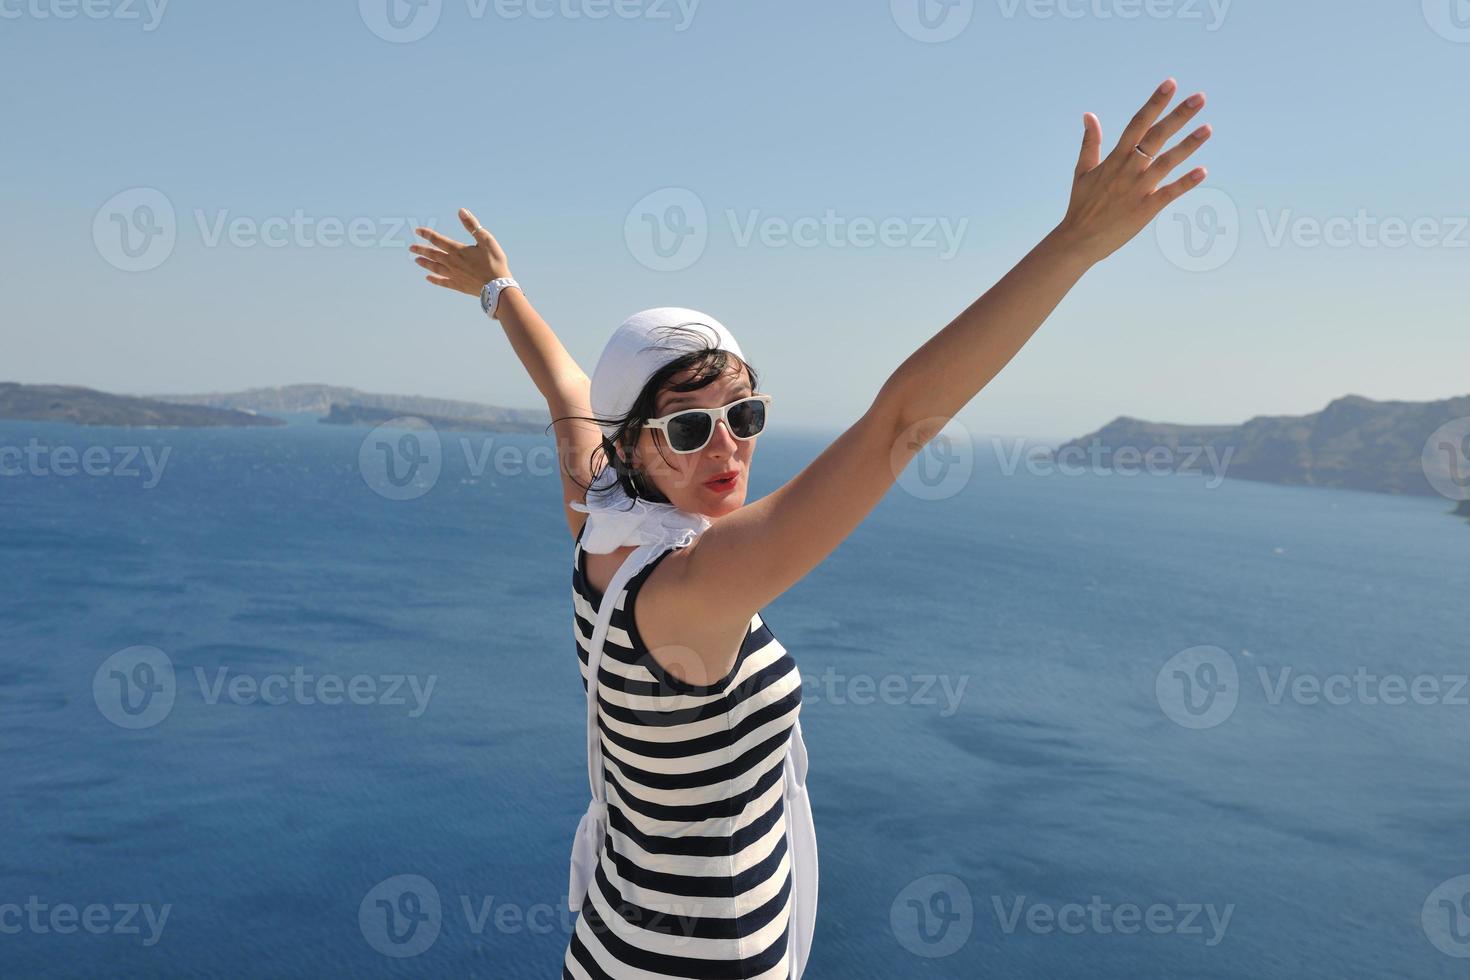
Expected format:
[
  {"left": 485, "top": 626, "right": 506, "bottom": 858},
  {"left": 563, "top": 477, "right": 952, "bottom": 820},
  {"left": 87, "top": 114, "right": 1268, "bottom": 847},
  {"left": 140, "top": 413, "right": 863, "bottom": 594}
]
[
  {"left": 728, "top": 398, "right": 766, "bottom": 438},
  {"left": 666, "top": 412, "right": 713, "bottom": 452}
]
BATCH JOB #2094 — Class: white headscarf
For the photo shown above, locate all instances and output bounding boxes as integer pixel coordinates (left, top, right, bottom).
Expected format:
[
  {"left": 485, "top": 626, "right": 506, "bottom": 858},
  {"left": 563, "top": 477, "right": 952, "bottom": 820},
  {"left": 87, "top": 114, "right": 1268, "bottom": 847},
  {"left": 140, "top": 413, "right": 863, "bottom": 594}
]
[{"left": 587, "top": 307, "right": 746, "bottom": 439}]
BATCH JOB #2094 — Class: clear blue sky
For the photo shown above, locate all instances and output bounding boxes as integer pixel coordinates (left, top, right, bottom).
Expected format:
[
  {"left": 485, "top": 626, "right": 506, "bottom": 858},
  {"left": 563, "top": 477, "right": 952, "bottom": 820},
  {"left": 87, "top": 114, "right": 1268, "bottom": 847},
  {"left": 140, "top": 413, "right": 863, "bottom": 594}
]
[{"left": 3, "top": 0, "right": 1465, "bottom": 440}]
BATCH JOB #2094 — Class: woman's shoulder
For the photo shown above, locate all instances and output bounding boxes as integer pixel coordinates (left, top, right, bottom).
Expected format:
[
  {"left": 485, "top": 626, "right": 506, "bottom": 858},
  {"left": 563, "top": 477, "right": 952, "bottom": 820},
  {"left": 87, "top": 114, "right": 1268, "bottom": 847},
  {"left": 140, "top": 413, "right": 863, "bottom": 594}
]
[
  {"left": 633, "top": 541, "right": 754, "bottom": 689},
  {"left": 574, "top": 529, "right": 757, "bottom": 690}
]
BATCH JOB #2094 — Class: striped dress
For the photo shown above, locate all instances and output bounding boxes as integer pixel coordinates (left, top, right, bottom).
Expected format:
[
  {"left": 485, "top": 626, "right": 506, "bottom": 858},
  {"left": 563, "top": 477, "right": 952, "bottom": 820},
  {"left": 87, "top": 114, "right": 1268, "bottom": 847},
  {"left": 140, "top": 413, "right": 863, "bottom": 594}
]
[{"left": 564, "top": 525, "right": 804, "bottom": 979}]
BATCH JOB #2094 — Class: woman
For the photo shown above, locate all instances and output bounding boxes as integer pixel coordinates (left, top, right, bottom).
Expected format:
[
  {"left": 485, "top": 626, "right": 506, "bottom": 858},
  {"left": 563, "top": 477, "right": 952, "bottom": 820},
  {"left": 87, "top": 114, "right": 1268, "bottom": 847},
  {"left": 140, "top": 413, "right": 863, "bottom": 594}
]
[{"left": 408, "top": 77, "right": 1211, "bottom": 979}]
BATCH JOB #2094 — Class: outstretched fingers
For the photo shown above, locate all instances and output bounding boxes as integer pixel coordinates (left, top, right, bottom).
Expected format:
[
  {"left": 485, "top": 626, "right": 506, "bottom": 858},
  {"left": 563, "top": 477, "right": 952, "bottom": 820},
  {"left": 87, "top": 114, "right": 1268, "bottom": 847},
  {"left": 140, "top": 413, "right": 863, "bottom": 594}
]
[
  {"left": 1147, "top": 166, "right": 1209, "bottom": 215},
  {"left": 459, "top": 207, "right": 507, "bottom": 262},
  {"left": 416, "top": 225, "right": 465, "bottom": 252},
  {"left": 1145, "top": 123, "right": 1212, "bottom": 183},
  {"left": 1113, "top": 78, "right": 1177, "bottom": 160},
  {"left": 1137, "top": 92, "right": 1207, "bottom": 158},
  {"left": 409, "top": 243, "right": 449, "bottom": 262}
]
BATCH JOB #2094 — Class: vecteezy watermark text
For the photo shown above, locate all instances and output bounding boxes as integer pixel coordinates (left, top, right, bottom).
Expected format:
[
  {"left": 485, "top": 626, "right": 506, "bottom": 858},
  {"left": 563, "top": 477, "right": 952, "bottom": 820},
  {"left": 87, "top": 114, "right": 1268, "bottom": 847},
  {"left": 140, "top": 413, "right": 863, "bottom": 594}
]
[
  {"left": 195, "top": 666, "right": 436, "bottom": 718},
  {"left": 891, "top": 0, "right": 1230, "bottom": 43},
  {"left": 0, "top": 897, "right": 171, "bottom": 946},
  {"left": 888, "top": 874, "right": 1233, "bottom": 958},
  {"left": 0, "top": 439, "right": 170, "bottom": 488},
  {"left": 93, "top": 646, "right": 437, "bottom": 729},
  {"left": 0, "top": 0, "right": 168, "bottom": 30},
  {"left": 1157, "top": 187, "right": 1470, "bottom": 272},
  {"left": 801, "top": 668, "right": 969, "bottom": 718},
  {"left": 358, "top": 874, "right": 710, "bottom": 957},
  {"left": 358, "top": 417, "right": 565, "bottom": 501},
  {"left": 1014, "top": 438, "right": 1235, "bottom": 489},
  {"left": 359, "top": 0, "right": 700, "bottom": 43},
  {"left": 1156, "top": 646, "right": 1470, "bottom": 730},
  {"left": 624, "top": 188, "right": 970, "bottom": 272},
  {"left": 93, "top": 187, "right": 437, "bottom": 272},
  {"left": 991, "top": 895, "right": 1234, "bottom": 946}
]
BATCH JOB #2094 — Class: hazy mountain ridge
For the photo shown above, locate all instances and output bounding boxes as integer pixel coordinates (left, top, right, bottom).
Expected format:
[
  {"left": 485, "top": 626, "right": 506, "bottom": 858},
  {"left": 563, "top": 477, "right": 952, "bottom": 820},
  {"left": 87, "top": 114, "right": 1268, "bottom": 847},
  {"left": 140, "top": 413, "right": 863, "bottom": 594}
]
[
  {"left": 1054, "top": 393, "right": 1470, "bottom": 497},
  {"left": 153, "top": 384, "right": 548, "bottom": 425},
  {"left": 319, "top": 403, "right": 546, "bottom": 434},
  {"left": 0, "top": 383, "right": 285, "bottom": 428}
]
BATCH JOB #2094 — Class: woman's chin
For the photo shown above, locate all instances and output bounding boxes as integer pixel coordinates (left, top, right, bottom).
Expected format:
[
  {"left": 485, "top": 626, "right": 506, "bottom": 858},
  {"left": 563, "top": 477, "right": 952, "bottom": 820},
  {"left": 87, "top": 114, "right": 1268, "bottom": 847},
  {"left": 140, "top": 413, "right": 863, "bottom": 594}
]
[{"left": 695, "top": 488, "right": 745, "bottom": 518}]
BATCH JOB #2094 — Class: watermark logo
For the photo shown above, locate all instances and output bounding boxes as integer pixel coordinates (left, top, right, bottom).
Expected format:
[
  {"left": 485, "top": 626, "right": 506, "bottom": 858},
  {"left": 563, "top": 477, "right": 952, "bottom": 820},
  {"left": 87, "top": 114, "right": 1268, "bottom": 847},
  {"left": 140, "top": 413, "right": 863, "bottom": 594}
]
[
  {"left": 355, "top": 875, "right": 702, "bottom": 951},
  {"left": 1156, "top": 645, "right": 1238, "bottom": 730},
  {"left": 625, "top": 187, "right": 708, "bottom": 272},
  {"left": 891, "top": 0, "right": 974, "bottom": 43},
  {"left": 1156, "top": 186, "right": 1239, "bottom": 272},
  {"left": 1422, "top": 417, "right": 1470, "bottom": 501},
  {"left": 1424, "top": 875, "right": 1470, "bottom": 957},
  {"left": 93, "top": 188, "right": 435, "bottom": 272},
  {"left": 93, "top": 188, "right": 176, "bottom": 273},
  {"left": 1423, "top": 0, "right": 1470, "bottom": 42},
  {"left": 0, "top": 0, "right": 169, "bottom": 30},
  {"left": 1160, "top": 649, "right": 1468, "bottom": 729},
  {"left": 891, "top": 417, "right": 975, "bottom": 501},
  {"left": 360, "top": 0, "right": 699, "bottom": 42},
  {"left": 360, "top": 875, "right": 442, "bottom": 958},
  {"left": 93, "top": 645, "right": 176, "bottom": 730},
  {"left": 1156, "top": 197, "right": 1467, "bottom": 270},
  {"left": 360, "top": 0, "right": 443, "bottom": 42},
  {"left": 891, "top": 874, "right": 974, "bottom": 958},
  {"left": 359, "top": 417, "right": 444, "bottom": 500}
]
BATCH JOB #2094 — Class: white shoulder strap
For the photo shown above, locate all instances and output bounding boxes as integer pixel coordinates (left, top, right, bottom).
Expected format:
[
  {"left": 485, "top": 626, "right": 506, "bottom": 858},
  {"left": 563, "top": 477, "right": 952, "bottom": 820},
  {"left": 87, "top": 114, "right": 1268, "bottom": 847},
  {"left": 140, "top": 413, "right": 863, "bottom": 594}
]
[{"left": 568, "top": 541, "right": 661, "bottom": 912}]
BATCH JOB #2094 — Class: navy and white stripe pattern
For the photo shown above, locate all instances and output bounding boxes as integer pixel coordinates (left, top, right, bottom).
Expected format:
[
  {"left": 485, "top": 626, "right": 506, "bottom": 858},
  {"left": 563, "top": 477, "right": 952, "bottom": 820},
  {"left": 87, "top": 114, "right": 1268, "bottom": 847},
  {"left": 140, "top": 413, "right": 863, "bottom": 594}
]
[{"left": 564, "top": 527, "right": 804, "bottom": 979}]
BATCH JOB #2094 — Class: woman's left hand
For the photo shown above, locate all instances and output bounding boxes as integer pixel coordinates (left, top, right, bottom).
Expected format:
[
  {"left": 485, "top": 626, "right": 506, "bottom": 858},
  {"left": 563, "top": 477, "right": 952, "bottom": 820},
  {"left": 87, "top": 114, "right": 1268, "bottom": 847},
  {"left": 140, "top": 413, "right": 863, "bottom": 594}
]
[
  {"left": 1056, "top": 78, "right": 1213, "bottom": 265},
  {"left": 410, "top": 208, "right": 512, "bottom": 296}
]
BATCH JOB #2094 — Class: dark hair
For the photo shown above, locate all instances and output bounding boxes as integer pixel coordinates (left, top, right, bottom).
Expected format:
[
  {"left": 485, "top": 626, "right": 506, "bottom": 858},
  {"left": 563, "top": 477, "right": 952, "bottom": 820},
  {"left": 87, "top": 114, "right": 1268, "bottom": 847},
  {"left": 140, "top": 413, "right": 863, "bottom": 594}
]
[{"left": 550, "top": 324, "right": 759, "bottom": 506}]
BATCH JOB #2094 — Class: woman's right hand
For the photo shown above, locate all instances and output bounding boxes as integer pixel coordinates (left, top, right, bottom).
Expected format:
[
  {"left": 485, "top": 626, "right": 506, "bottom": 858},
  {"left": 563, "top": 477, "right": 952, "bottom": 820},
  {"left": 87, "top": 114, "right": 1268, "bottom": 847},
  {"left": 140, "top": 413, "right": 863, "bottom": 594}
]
[{"left": 410, "top": 207, "right": 512, "bottom": 296}]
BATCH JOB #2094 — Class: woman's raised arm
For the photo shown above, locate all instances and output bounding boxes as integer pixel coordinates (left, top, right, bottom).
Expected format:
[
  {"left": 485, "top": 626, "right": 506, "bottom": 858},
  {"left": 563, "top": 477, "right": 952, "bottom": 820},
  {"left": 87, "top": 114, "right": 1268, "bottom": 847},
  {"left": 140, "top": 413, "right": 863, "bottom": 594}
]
[
  {"left": 676, "top": 78, "right": 1212, "bottom": 638},
  {"left": 411, "top": 210, "right": 601, "bottom": 539}
]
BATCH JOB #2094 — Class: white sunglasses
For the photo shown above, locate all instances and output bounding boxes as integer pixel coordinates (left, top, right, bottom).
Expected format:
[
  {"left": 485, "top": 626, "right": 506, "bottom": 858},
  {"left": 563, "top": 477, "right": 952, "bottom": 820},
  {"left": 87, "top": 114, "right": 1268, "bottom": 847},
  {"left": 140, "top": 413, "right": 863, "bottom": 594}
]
[{"left": 644, "top": 393, "right": 772, "bottom": 454}]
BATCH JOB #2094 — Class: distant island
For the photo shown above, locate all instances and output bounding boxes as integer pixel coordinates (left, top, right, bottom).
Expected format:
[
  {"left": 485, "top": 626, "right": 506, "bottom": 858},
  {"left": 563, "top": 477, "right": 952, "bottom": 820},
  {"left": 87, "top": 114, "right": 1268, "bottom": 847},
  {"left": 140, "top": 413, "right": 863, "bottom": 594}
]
[
  {"left": 0, "top": 383, "right": 284, "bottom": 428},
  {"left": 152, "top": 384, "right": 549, "bottom": 428},
  {"left": 319, "top": 402, "right": 546, "bottom": 434},
  {"left": 1457, "top": 500, "right": 1470, "bottom": 521},
  {"left": 1, "top": 381, "right": 555, "bottom": 433},
  {"left": 1053, "top": 393, "right": 1470, "bottom": 498}
]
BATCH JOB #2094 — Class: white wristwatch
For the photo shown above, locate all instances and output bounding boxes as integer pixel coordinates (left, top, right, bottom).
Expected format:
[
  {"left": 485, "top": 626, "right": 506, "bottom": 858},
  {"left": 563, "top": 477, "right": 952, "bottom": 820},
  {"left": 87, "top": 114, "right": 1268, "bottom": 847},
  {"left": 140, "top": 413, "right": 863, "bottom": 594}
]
[{"left": 481, "top": 277, "right": 522, "bottom": 320}]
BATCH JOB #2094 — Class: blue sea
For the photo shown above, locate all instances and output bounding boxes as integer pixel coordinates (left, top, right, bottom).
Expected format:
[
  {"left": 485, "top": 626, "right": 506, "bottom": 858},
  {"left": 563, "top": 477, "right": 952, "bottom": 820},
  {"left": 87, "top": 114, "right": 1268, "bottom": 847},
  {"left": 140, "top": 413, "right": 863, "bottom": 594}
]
[{"left": 3, "top": 415, "right": 1467, "bottom": 979}]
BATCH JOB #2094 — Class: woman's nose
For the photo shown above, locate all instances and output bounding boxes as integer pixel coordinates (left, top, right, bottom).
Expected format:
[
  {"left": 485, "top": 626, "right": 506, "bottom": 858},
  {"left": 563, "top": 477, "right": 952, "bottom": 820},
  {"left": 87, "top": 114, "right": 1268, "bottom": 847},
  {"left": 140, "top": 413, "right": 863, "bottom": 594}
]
[{"left": 707, "top": 419, "right": 738, "bottom": 453}]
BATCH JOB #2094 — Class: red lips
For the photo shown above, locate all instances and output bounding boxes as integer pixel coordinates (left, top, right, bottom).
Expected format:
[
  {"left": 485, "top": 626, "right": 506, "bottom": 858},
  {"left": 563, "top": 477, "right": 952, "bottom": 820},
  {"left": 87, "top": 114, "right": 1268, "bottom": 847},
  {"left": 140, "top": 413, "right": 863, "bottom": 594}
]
[{"left": 704, "top": 470, "right": 739, "bottom": 489}]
